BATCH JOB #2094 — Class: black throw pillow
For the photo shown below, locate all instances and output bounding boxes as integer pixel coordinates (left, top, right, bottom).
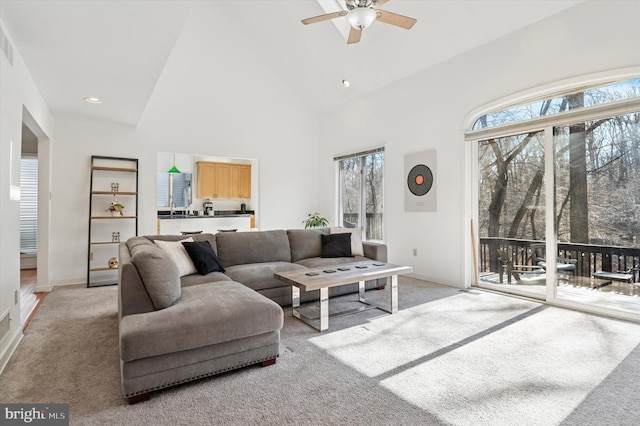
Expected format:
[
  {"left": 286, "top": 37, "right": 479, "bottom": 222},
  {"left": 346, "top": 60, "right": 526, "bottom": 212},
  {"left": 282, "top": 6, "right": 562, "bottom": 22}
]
[
  {"left": 181, "top": 241, "right": 225, "bottom": 275},
  {"left": 321, "top": 233, "right": 353, "bottom": 258}
]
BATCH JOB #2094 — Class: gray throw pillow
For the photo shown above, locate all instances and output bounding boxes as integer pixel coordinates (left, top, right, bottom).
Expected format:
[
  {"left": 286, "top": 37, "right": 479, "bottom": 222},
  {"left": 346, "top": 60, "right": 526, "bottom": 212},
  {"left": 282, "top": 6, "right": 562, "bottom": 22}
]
[{"left": 131, "top": 246, "right": 181, "bottom": 310}]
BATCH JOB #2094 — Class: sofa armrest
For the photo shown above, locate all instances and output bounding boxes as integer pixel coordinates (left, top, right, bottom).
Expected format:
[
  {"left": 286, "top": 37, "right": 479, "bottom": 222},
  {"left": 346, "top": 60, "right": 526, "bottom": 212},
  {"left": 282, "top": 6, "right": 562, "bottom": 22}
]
[
  {"left": 118, "top": 243, "right": 155, "bottom": 319},
  {"left": 363, "top": 241, "right": 387, "bottom": 262}
]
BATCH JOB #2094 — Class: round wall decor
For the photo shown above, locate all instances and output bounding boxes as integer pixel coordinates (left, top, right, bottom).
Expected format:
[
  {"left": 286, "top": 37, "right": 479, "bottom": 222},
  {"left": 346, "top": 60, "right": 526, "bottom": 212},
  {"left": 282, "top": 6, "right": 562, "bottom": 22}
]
[{"left": 407, "top": 164, "right": 433, "bottom": 196}]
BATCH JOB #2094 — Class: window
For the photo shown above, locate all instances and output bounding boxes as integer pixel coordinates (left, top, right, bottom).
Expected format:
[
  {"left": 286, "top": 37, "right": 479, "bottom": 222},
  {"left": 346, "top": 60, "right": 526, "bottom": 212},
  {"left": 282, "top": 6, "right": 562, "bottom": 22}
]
[
  {"left": 157, "top": 172, "right": 192, "bottom": 208},
  {"left": 335, "top": 148, "right": 384, "bottom": 241},
  {"left": 20, "top": 155, "right": 38, "bottom": 254},
  {"left": 473, "top": 78, "right": 640, "bottom": 130},
  {"left": 469, "top": 75, "right": 640, "bottom": 318}
]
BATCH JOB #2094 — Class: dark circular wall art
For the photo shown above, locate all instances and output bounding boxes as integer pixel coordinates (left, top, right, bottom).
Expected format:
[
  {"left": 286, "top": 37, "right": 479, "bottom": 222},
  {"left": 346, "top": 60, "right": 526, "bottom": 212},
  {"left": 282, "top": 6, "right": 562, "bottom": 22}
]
[{"left": 407, "top": 164, "right": 433, "bottom": 196}]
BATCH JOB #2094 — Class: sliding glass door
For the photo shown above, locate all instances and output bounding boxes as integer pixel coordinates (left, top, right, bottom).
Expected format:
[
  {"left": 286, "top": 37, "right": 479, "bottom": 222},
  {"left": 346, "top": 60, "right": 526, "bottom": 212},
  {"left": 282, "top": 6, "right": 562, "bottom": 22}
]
[
  {"left": 477, "top": 131, "right": 547, "bottom": 299},
  {"left": 472, "top": 76, "right": 640, "bottom": 317},
  {"left": 553, "top": 112, "right": 640, "bottom": 314}
]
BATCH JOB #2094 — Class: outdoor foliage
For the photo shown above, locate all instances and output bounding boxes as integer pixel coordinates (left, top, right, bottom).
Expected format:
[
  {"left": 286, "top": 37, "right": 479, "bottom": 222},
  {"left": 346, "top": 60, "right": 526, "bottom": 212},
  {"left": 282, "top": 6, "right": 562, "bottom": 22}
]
[
  {"left": 339, "top": 152, "right": 384, "bottom": 240},
  {"left": 477, "top": 79, "right": 640, "bottom": 248}
]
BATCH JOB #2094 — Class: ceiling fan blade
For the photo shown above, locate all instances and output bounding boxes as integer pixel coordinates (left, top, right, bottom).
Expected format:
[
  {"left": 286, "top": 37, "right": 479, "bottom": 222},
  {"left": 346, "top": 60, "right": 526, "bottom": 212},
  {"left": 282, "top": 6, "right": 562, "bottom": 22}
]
[
  {"left": 301, "top": 11, "right": 347, "bottom": 25},
  {"left": 375, "top": 0, "right": 391, "bottom": 6},
  {"left": 376, "top": 10, "right": 417, "bottom": 29},
  {"left": 347, "top": 27, "right": 362, "bottom": 44}
]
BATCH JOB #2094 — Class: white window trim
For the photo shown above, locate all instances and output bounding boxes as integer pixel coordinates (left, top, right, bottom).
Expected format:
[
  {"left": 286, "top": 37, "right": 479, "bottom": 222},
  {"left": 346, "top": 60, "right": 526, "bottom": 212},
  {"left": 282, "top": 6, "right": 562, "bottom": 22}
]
[{"left": 464, "top": 67, "right": 640, "bottom": 323}]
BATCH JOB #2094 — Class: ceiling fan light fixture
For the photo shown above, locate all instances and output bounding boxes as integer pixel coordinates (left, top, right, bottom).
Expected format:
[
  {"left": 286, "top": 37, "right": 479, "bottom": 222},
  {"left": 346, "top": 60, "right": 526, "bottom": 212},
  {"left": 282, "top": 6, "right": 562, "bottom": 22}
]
[{"left": 346, "top": 7, "right": 377, "bottom": 30}]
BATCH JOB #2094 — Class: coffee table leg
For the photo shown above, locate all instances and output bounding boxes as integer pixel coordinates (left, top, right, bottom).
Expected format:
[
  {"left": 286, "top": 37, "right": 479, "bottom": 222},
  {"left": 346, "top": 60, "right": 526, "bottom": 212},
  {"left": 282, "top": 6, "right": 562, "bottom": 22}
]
[
  {"left": 319, "top": 287, "right": 329, "bottom": 332},
  {"left": 358, "top": 280, "right": 366, "bottom": 303},
  {"left": 390, "top": 274, "right": 398, "bottom": 314},
  {"left": 376, "top": 275, "right": 398, "bottom": 314},
  {"left": 291, "top": 286, "right": 301, "bottom": 320}
]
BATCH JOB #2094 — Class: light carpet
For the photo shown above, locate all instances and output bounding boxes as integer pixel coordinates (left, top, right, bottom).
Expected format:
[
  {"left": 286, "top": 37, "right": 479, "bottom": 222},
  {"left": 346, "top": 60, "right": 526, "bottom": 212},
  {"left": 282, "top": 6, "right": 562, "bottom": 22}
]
[{"left": 1, "top": 278, "right": 639, "bottom": 425}]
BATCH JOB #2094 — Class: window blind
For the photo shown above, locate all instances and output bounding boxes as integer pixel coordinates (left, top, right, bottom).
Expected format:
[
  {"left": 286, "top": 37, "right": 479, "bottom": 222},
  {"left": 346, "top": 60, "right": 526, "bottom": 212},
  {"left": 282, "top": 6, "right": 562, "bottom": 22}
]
[
  {"left": 157, "top": 172, "right": 192, "bottom": 208},
  {"left": 20, "top": 156, "right": 38, "bottom": 254}
]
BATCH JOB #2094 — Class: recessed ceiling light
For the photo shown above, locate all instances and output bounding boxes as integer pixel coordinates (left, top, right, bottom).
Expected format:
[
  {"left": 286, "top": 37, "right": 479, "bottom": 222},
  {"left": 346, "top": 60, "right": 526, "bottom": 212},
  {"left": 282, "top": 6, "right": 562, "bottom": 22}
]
[
  {"left": 84, "top": 97, "right": 102, "bottom": 104},
  {"left": 341, "top": 79, "right": 351, "bottom": 88}
]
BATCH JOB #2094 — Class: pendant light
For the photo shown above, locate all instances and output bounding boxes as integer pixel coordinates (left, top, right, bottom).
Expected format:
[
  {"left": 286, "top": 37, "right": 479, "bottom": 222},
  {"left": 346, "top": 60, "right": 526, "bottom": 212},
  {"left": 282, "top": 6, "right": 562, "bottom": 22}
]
[{"left": 168, "top": 154, "right": 181, "bottom": 174}]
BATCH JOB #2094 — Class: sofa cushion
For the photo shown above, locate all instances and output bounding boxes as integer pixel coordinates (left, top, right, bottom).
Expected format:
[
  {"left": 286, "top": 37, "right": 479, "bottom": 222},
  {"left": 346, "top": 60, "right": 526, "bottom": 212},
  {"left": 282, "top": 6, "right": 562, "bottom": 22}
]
[
  {"left": 287, "top": 228, "right": 329, "bottom": 262},
  {"left": 154, "top": 238, "right": 198, "bottom": 277},
  {"left": 330, "top": 227, "right": 364, "bottom": 256},
  {"left": 119, "top": 281, "right": 284, "bottom": 362},
  {"left": 126, "top": 236, "right": 156, "bottom": 254},
  {"left": 180, "top": 271, "right": 231, "bottom": 287},
  {"left": 216, "top": 230, "right": 291, "bottom": 267},
  {"left": 131, "top": 246, "right": 181, "bottom": 310},
  {"left": 321, "top": 233, "right": 353, "bottom": 258},
  {"left": 223, "top": 262, "right": 306, "bottom": 292},
  {"left": 295, "top": 255, "right": 371, "bottom": 269},
  {"left": 182, "top": 241, "right": 225, "bottom": 275},
  {"left": 192, "top": 233, "right": 218, "bottom": 253}
]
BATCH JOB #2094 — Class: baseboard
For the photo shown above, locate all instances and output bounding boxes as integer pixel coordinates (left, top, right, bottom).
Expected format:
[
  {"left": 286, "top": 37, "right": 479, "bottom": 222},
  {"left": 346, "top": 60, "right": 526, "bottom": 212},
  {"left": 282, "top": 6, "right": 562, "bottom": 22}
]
[
  {"left": 0, "top": 330, "right": 23, "bottom": 375},
  {"left": 50, "top": 277, "right": 86, "bottom": 287},
  {"left": 34, "top": 283, "right": 54, "bottom": 292},
  {"left": 36, "top": 277, "right": 83, "bottom": 292},
  {"left": 407, "top": 272, "right": 463, "bottom": 289}
]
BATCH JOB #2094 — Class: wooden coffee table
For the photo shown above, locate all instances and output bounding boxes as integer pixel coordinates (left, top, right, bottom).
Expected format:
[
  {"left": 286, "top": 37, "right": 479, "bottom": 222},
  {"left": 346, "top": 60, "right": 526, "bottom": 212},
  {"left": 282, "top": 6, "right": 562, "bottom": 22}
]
[{"left": 274, "top": 260, "right": 412, "bottom": 332}]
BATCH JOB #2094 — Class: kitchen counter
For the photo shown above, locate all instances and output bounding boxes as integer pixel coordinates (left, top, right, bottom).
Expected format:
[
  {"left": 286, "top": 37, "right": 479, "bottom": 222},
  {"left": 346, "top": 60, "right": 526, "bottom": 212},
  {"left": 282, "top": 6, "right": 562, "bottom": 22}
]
[
  {"left": 157, "top": 210, "right": 254, "bottom": 219},
  {"left": 157, "top": 214, "right": 252, "bottom": 219},
  {"left": 156, "top": 212, "right": 253, "bottom": 234}
]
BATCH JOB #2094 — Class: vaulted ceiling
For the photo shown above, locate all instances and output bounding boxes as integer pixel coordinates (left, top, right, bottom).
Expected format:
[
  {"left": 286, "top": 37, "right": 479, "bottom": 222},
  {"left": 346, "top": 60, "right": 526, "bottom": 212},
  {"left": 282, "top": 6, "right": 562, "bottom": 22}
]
[{"left": 0, "top": 0, "right": 583, "bottom": 126}]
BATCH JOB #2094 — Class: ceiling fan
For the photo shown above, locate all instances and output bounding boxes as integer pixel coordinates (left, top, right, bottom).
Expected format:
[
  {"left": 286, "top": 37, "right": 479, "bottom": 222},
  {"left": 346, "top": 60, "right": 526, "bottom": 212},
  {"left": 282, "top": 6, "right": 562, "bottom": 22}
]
[{"left": 301, "top": 0, "right": 417, "bottom": 44}]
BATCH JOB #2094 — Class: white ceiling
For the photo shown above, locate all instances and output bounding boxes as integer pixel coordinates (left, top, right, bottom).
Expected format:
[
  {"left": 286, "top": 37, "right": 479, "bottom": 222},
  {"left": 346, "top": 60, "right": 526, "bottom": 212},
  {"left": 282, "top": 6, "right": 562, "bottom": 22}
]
[{"left": 0, "top": 0, "right": 583, "bottom": 126}]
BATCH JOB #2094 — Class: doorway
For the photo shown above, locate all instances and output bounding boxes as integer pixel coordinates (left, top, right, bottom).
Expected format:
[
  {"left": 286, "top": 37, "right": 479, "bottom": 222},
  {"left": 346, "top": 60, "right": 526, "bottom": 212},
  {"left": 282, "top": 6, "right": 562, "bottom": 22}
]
[
  {"left": 19, "top": 123, "right": 41, "bottom": 328},
  {"left": 19, "top": 108, "right": 51, "bottom": 328}
]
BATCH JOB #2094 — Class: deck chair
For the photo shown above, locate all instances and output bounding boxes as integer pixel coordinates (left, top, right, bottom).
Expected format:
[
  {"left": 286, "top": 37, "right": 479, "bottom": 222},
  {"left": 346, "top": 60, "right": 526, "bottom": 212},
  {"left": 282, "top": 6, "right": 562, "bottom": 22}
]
[
  {"left": 530, "top": 243, "right": 577, "bottom": 278},
  {"left": 497, "top": 249, "right": 545, "bottom": 284},
  {"left": 593, "top": 265, "right": 639, "bottom": 285}
]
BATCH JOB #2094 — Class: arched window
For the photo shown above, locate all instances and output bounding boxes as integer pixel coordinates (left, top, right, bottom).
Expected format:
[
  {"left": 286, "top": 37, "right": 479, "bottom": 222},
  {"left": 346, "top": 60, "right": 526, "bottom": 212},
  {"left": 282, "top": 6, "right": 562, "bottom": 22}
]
[
  {"left": 467, "top": 74, "right": 640, "bottom": 321},
  {"left": 473, "top": 78, "right": 640, "bottom": 131}
]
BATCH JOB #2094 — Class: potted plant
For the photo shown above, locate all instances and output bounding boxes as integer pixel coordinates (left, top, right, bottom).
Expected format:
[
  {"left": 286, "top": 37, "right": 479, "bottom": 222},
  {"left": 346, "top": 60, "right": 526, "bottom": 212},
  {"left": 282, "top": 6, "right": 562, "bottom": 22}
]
[
  {"left": 107, "top": 201, "right": 125, "bottom": 216},
  {"left": 303, "top": 212, "right": 328, "bottom": 229}
]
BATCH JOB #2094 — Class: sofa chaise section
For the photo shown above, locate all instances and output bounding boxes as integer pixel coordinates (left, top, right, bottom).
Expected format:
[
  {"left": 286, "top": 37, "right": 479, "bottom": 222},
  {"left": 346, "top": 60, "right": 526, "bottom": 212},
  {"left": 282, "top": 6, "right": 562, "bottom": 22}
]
[{"left": 119, "top": 280, "right": 283, "bottom": 403}]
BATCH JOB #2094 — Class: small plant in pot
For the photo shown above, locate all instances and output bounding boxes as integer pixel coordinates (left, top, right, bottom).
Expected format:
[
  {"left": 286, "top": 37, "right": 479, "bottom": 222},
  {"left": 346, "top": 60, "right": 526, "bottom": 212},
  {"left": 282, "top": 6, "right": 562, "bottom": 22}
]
[{"left": 303, "top": 212, "right": 328, "bottom": 229}]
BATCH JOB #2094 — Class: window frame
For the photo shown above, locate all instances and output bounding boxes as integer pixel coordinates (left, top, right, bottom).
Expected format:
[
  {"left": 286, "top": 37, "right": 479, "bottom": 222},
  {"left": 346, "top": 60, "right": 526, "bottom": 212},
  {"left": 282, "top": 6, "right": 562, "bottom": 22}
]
[
  {"left": 466, "top": 71, "right": 640, "bottom": 322},
  {"left": 335, "top": 147, "right": 385, "bottom": 242}
]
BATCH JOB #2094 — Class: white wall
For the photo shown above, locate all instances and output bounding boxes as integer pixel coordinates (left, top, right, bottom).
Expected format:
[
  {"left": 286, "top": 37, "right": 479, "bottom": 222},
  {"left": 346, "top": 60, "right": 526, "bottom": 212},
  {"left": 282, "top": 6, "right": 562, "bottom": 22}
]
[
  {"left": 47, "top": 1, "right": 321, "bottom": 285},
  {"left": 8, "top": 0, "right": 639, "bottom": 292},
  {"left": 0, "top": 20, "right": 54, "bottom": 369},
  {"left": 318, "top": 0, "right": 640, "bottom": 287}
]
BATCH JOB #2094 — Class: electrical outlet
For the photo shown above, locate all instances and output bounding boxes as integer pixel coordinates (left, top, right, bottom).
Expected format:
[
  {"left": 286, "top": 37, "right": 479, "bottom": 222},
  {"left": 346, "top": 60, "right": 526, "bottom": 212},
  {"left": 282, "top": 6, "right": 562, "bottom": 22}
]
[
  {"left": 15, "top": 290, "right": 19, "bottom": 304},
  {"left": 413, "top": 248, "right": 417, "bottom": 256}
]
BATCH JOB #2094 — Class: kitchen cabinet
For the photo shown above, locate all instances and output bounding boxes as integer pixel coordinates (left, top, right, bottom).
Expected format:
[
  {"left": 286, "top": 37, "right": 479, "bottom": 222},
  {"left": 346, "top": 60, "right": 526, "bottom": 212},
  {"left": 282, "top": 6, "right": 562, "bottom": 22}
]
[
  {"left": 197, "top": 162, "right": 216, "bottom": 198},
  {"left": 197, "top": 161, "right": 251, "bottom": 199},
  {"left": 234, "top": 164, "right": 252, "bottom": 199}
]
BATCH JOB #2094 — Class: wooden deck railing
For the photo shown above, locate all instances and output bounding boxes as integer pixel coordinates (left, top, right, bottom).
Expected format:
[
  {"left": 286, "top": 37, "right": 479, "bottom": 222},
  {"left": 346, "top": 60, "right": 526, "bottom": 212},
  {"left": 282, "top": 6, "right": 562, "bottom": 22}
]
[
  {"left": 343, "top": 213, "right": 383, "bottom": 241},
  {"left": 479, "top": 237, "right": 640, "bottom": 281}
]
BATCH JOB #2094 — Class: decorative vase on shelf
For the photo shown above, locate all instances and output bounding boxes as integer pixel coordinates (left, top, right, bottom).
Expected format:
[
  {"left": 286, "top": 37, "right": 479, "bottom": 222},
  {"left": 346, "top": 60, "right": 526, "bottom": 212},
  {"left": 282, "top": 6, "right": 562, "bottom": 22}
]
[{"left": 107, "top": 201, "right": 125, "bottom": 216}]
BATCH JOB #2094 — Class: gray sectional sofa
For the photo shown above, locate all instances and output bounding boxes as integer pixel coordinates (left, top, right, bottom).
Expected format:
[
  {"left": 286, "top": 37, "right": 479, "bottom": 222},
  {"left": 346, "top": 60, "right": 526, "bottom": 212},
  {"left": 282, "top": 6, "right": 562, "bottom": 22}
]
[{"left": 118, "top": 228, "right": 387, "bottom": 403}]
